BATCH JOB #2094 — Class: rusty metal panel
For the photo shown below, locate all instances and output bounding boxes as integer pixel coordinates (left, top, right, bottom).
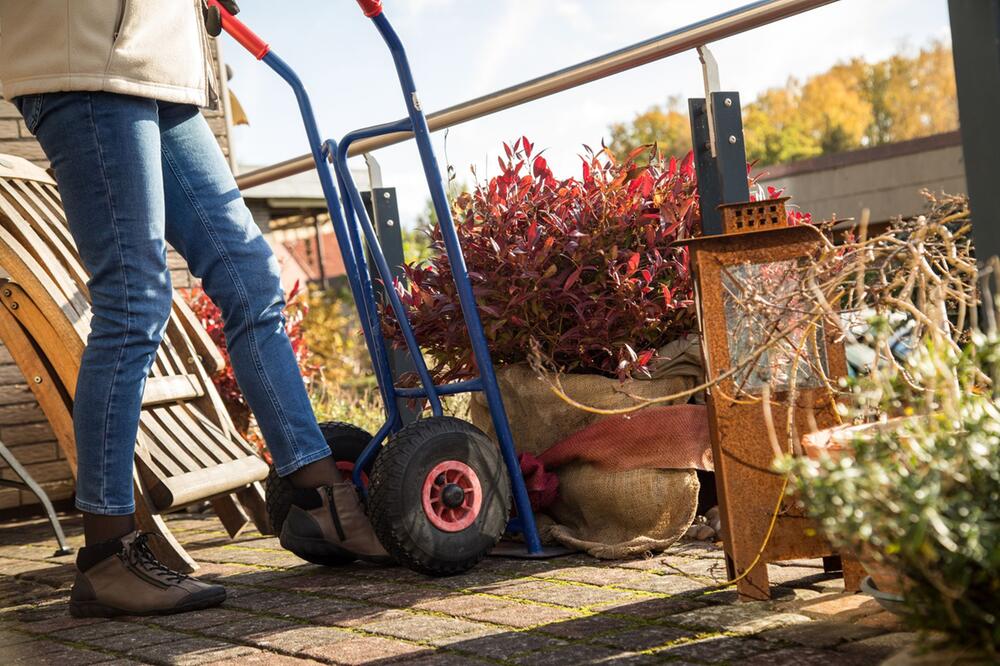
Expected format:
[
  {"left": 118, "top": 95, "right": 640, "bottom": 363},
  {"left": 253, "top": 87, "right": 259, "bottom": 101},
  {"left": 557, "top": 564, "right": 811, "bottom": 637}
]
[
  {"left": 719, "top": 197, "right": 789, "bottom": 235},
  {"left": 686, "top": 221, "right": 851, "bottom": 600}
]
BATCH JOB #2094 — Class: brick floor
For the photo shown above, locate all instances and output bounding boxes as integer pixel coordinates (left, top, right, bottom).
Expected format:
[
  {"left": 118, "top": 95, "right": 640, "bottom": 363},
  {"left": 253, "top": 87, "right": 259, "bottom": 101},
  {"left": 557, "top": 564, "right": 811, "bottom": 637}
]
[{"left": 0, "top": 513, "right": 921, "bottom": 665}]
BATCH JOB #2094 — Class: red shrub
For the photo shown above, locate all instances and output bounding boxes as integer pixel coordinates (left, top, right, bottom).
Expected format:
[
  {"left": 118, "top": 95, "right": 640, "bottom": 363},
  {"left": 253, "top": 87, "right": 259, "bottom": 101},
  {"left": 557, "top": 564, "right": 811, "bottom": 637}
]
[{"left": 385, "top": 139, "right": 704, "bottom": 382}]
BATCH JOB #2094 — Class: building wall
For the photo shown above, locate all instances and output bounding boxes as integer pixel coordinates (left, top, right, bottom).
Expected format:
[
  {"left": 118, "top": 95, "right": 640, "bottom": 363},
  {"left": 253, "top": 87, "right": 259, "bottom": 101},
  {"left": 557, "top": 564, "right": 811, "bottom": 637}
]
[
  {"left": 0, "top": 42, "right": 234, "bottom": 514},
  {"left": 758, "top": 132, "right": 966, "bottom": 223}
]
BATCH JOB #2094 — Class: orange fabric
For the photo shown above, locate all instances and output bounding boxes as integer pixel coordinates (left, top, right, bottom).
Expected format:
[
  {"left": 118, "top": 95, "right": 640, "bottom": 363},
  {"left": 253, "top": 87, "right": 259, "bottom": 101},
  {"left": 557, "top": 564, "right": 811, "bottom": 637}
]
[{"left": 537, "top": 404, "right": 713, "bottom": 472}]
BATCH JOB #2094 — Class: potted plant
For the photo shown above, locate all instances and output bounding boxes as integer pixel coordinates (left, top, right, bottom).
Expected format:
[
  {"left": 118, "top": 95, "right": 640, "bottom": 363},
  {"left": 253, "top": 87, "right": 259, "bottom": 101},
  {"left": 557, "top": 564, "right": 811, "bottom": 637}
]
[{"left": 782, "top": 322, "right": 999, "bottom": 657}]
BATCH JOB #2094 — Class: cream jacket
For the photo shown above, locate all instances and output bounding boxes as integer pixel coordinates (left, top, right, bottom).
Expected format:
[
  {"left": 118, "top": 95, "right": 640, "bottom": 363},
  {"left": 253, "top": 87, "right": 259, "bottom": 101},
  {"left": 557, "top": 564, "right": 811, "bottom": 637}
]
[{"left": 0, "top": 0, "right": 217, "bottom": 108}]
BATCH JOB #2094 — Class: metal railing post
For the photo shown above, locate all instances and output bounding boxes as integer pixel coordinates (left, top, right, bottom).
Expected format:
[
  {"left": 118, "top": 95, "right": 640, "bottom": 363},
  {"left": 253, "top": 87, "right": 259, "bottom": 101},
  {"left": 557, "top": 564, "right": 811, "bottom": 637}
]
[{"left": 949, "top": 0, "right": 1000, "bottom": 265}]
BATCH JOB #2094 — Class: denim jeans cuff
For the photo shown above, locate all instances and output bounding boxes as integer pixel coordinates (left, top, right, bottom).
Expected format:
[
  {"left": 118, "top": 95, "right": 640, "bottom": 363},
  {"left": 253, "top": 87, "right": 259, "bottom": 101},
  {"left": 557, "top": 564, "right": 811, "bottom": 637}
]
[
  {"left": 75, "top": 498, "right": 136, "bottom": 516},
  {"left": 274, "top": 446, "right": 333, "bottom": 478}
]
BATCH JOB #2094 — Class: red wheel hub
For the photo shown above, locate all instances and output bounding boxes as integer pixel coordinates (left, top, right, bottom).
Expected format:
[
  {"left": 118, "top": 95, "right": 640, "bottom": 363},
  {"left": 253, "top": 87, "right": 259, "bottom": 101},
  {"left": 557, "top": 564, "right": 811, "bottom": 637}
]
[
  {"left": 336, "top": 460, "right": 368, "bottom": 486},
  {"left": 422, "top": 461, "right": 482, "bottom": 532}
]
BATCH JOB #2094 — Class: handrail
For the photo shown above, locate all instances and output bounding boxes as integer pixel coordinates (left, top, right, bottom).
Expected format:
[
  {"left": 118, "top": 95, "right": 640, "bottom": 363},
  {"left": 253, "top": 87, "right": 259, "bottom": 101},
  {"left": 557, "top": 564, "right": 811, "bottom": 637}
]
[{"left": 235, "top": 0, "right": 837, "bottom": 189}]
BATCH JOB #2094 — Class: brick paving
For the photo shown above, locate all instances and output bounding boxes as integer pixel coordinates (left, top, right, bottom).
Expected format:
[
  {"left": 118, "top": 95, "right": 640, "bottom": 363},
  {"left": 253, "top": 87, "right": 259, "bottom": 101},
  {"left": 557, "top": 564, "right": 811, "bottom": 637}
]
[{"left": 0, "top": 514, "right": 916, "bottom": 665}]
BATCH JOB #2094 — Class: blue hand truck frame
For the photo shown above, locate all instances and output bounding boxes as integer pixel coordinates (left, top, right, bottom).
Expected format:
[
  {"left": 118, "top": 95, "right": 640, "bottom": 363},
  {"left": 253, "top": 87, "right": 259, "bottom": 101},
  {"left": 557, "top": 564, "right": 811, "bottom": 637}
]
[{"left": 208, "top": 0, "right": 543, "bottom": 559}]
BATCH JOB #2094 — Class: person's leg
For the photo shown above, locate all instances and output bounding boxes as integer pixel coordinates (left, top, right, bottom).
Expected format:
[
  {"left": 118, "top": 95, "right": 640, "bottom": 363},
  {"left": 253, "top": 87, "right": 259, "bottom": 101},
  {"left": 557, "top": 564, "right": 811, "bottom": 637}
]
[
  {"left": 18, "top": 91, "right": 226, "bottom": 616},
  {"left": 22, "top": 92, "right": 171, "bottom": 540},
  {"left": 157, "top": 102, "right": 388, "bottom": 563},
  {"left": 156, "top": 102, "right": 335, "bottom": 486}
]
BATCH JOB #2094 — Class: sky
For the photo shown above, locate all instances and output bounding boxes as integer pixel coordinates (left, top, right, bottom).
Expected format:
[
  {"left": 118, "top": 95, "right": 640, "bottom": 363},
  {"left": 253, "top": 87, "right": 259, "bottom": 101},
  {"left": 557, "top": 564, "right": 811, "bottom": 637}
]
[{"left": 224, "top": 0, "right": 953, "bottom": 228}]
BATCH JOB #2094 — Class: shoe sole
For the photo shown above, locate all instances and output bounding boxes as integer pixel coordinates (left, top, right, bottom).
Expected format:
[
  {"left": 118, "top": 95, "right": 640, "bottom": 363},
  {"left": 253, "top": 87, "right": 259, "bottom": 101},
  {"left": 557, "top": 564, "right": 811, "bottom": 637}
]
[
  {"left": 69, "top": 588, "right": 227, "bottom": 619},
  {"left": 279, "top": 531, "right": 394, "bottom": 566}
]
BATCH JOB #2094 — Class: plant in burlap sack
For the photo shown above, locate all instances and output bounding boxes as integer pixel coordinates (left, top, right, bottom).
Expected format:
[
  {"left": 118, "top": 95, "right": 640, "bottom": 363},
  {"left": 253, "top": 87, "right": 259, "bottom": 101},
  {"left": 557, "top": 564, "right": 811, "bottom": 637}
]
[
  {"left": 381, "top": 139, "right": 712, "bottom": 559},
  {"left": 383, "top": 138, "right": 701, "bottom": 383}
]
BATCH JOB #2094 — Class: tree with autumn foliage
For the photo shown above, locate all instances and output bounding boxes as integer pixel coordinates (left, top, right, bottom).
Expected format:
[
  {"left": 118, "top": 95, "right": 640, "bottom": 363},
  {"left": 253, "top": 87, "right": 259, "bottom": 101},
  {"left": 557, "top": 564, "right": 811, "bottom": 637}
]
[
  {"left": 608, "top": 95, "right": 692, "bottom": 163},
  {"left": 609, "top": 42, "right": 958, "bottom": 166}
]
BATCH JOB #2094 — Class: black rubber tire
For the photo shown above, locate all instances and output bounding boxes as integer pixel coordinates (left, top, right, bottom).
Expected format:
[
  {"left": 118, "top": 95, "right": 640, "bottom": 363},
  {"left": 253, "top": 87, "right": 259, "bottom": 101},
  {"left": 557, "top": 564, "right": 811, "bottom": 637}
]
[
  {"left": 265, "top": 421, "right": 373, "bottom": 539},
  {"left": 368, "top": 416, "right": 511, "bottom": 577}
]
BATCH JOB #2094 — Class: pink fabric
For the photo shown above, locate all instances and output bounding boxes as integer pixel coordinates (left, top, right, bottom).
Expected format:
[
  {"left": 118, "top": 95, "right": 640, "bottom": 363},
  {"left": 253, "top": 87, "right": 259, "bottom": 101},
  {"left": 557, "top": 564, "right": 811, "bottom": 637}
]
[
  {"left": 519, "top": 453, "right": 559, "bottom": 511},
  {"left": 538, "top": 404, "right": 714, "bottom": 472}
]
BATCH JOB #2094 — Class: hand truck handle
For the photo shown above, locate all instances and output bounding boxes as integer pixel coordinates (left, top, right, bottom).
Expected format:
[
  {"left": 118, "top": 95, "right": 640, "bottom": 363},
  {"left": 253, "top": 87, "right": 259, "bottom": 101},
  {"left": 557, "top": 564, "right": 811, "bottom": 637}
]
[
  {"left": 356, "top": 0, "right": 384, "bottom": 18},
  {"left": 206, "top": 0, "right": 270, "bottom": 59}
]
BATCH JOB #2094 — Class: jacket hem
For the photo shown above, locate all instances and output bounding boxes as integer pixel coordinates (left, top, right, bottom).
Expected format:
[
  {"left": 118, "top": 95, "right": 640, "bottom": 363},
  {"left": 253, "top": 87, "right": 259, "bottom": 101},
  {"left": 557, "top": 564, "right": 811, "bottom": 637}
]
[{"left": 2, "top": 74, "right": 209, "bottom": 108}]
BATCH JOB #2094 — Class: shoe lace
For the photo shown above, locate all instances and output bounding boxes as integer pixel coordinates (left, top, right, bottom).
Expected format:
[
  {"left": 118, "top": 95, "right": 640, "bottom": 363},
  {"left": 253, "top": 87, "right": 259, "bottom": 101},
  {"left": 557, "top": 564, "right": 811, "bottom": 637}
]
[{"left": 124, "top": 533, "right": 190, "bottom": 584}]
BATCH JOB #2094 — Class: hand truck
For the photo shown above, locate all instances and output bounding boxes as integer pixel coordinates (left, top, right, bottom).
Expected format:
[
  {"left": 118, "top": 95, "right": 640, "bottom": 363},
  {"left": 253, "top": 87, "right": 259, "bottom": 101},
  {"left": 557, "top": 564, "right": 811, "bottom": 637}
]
[{"left": 207, "top": 0, "right": 544, "bottom": 575}]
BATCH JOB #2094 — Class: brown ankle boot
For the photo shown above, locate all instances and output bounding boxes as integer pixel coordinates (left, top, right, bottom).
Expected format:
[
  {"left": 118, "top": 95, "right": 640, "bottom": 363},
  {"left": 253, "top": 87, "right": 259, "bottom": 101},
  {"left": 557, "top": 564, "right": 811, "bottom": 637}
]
[
  {"left": 69, "top": 532, "right": 226, "bottom": 618},
  {"left": 280, "top": 482, "right": 393, "bottom": 565}
]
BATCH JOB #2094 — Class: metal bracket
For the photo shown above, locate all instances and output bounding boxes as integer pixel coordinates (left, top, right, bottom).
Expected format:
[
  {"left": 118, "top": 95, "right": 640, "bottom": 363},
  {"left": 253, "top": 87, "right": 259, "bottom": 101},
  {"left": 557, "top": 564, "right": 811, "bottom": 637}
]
[
  {"left": 364, "top": 152, "right": 384, "bottom": 190},
  {"left": 688, "top": 45, "right": 750, "bottom": 236},
  {"left": 362, "top": 153, "right": 419, "bottom": 425},
  {"left": 698, "top": 46, "right": 721, "bottom": 157}
]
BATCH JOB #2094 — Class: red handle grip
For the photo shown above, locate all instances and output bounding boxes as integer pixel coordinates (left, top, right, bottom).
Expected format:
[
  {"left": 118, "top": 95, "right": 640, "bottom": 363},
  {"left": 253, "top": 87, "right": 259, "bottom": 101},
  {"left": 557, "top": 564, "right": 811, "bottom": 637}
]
[
  {"left": 206, "top": 0, "right": 269, "bottom": 59},
  {"left": 357, "top": 0, "right": 384, "bottom": 18}
]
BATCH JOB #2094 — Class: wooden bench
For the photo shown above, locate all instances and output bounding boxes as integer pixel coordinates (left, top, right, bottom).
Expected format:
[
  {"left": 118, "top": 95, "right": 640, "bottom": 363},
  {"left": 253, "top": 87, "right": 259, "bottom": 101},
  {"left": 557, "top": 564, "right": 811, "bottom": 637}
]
[{"left": 0, "top": 153, "right": 272, "bottom": 571}]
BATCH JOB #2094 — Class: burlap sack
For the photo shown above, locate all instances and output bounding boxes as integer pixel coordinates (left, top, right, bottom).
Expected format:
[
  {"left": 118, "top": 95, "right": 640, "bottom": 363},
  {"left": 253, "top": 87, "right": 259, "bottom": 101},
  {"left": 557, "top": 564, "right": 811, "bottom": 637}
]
[
  {"left": 542, "top": 463, "right": 699, "bottom": 559},
  {"left": 470, "top": 338, "right": 700, "bottom": 456},
  {"left": 470, "top": 336, "right": 703, "bottom": 558}
]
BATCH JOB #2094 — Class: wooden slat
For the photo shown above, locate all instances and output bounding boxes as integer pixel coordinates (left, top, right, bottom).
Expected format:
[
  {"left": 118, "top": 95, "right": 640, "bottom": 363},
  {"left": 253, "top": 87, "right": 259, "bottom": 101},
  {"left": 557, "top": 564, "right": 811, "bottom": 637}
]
[
  {"left": 0, "top": 180, "right": 88, "bottom": 292},
  {"left": 211, "top": 494, "right": 251, "bottom": 539},
  {"left": 150, "top": 407, "right": 222, "bottom": 468},
  {"left": 0, "top": 194, "right": 90, "bottom": 318},
  {"left": 146, "top": 455, "right": 268, "bottom": 510},
  {"left": 141, "top": 374, "right": 203, "bottom": 407},
  {"left": 0, "top": 225, "right": 89, "bottom": 339},
  {"left": 7, "top": 181, "right": 88, "bottom": 293},
  {"left": 163, "top": 307, "right": 235, "bottom": 436},
  {"left": 172, "top": 298, "right": 225, "bottom": 374},
  {"left": 136, "top": 422, "right": 190, "bottom": 477},
  {"left": 158, "top": 324, "right": 190, "bottom": 376},
  {"left": 26, "top": 181, "right": 69, "bottom": 226},
  {"left": 0, "top": 154, "right": 56, "bottom": 185},
  {"left": 236, "top": 482, "right": 273, "bottom": 535},
  {"left": 26, "top": 179, "right": 65, "bottom": 211},
  {"left": 177, "top": 402, "right": 252, "bottom": 461},
  {"left": 168, "top": 402, "right": 244, "bottom": 462}
]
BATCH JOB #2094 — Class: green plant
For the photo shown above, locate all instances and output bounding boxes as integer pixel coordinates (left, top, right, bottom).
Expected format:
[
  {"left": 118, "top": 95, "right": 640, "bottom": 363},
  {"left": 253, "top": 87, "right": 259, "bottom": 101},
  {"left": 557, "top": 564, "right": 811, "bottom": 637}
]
[
  {"left": 782, "top": 323, "right": 1000, "bottom": 654},
  {"left": 310, "top": 383, "right": 385, "bottom": 436},
  {"left": 300, "top": 288, "right": 371, "bottom": 388}
]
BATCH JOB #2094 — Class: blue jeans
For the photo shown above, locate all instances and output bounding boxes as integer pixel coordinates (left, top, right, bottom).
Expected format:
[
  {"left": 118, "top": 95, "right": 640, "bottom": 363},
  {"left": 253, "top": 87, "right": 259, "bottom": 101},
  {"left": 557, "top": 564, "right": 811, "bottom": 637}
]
[{"left": 16, "top": 92, "right": 331, "bottom": 516}]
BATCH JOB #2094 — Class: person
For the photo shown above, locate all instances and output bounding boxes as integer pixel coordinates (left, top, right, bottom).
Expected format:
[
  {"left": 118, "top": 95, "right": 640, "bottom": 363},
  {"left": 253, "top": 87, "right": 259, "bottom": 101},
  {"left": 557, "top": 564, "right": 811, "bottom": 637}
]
[{"left": 0, "top": 0, "right": 387, "bottom": 618}]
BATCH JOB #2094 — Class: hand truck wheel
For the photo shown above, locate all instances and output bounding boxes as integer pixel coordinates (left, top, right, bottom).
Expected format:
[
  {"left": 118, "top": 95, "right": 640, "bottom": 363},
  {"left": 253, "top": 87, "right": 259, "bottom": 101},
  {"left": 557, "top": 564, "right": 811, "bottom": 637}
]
[
  {"left": 368, "top": 416, "right": 511, "bottom": 576},
  {"left": 266, "top": 421, "right": 373, "bottom": 565}
]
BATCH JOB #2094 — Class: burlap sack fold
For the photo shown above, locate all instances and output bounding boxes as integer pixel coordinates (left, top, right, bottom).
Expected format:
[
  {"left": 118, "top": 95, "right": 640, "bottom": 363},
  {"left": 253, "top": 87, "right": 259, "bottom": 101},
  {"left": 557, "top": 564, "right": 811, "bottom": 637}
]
[{"left": 470, "top": 336, "right": 704, "bottom": 559}]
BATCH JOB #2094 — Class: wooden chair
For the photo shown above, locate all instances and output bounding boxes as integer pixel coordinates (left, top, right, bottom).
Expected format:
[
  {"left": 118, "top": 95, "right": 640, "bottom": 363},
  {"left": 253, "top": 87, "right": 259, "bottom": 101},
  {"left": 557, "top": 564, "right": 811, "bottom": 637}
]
[{"left": 0, "top": 153, "right": 271, "bottom": 571}]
